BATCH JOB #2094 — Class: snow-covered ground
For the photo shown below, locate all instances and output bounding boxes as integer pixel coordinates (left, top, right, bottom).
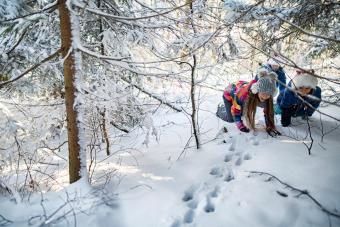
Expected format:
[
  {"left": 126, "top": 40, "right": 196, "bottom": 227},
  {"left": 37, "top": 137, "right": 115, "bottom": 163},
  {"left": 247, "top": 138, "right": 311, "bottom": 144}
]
[{"left": 1, "top": 91, "right": 340, "bottom": 227}]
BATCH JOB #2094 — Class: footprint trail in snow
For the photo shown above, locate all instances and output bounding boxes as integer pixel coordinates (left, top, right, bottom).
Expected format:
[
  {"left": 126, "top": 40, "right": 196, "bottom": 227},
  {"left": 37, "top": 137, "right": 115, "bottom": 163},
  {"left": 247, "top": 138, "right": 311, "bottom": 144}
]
[{"left": 170, "top": 129, "right": 260, "bottom": 226}]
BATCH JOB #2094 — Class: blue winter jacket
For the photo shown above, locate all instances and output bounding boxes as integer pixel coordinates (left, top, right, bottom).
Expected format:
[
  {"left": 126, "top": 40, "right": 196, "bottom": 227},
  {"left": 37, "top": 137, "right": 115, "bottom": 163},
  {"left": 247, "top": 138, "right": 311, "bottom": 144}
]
[
  {"left": 277, "top": 81, "right": 321, "bottom": 116},
  {"left": 255, "top": 64, "right": 286, "bottom": 93}
]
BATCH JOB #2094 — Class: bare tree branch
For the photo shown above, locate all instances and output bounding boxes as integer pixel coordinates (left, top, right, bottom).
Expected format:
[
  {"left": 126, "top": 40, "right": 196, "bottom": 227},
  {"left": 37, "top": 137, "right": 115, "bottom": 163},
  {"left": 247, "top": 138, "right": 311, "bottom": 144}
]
[
  {"left": 120, "top": 76, "right": 182, "bottom": 112},
  {"left": 0, "top": 214, "right": 13, "bottom": 226},
  {"left": 249, "top": 171, "right": 340, "bottom": 218},
  {"left": 305, "top": 114, "right": 313, "bottom": 155}
]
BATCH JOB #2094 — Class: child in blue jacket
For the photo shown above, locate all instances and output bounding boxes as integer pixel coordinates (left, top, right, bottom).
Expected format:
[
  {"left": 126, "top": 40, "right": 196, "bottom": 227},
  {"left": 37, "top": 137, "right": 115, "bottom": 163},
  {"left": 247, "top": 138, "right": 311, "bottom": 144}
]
[
  {"left": 276, "top": 70, "right": 322, "bottom": 127},
  {"left": 256, "top": 57, "right": 286, "bottom": 93}
]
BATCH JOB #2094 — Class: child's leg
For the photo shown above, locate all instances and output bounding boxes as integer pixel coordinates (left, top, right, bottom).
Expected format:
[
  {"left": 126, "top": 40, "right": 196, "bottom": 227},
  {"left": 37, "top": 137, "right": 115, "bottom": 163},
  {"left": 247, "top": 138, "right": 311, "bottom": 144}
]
[
  {"left": 293, "top": 106, "right": 306, "bottom": 117},
  {"left": 281, "top": 107, "right": 294, "bottom": 127},
  {"left": 223, "top": 96, "right": 235, "bottom": 123}
]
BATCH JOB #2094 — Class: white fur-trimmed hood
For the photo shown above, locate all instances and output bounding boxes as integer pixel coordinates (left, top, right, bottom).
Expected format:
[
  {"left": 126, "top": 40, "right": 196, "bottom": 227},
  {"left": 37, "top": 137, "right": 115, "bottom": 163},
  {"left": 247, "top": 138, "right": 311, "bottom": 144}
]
[{"left": 291, "top": 73, "right": 318, "bottom": 89}]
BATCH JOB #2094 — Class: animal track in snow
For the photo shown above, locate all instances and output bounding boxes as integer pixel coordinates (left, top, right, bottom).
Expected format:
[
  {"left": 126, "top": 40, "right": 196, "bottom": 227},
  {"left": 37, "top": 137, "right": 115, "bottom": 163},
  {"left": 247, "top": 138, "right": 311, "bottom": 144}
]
[
  {"left": 182, "top": 192, "right": 194, "bottom": 202},
  {"left": 173, "top": 131, "right": 260, "bottom": 225},
  {"left": 224, "top": 168, "right": 235, "bottom": 182},
  {"left": 170, "top": 219, "right": 181, "bottom": 227},
  {"left": 235, "top": 156, "right": 243, "bottom": 166},
  {"left": 210, "top": 167, "right": 223, "bottom": 177},
  {"left": 234, "top": 151, "right": 243, "bottom": 156},
  {"left": 224, "top": 153, "right": 233, "bottom": 162},
  {"left": 228, "top": 137, "right": 237, "bottom": 151},
  {"left": 182, "top": 185, "right": 198, "bottom": 202},
  {"left": 248, "top": 136, "right": 259, "bottom": 145},
  {"left": 183, "top": 209, "right": 195, "bottom": 224},
  {"left": 204, "top": 196, "right": 215, "bottom": 213},
  {"left": 187, "top": 199, "right": 198, "bottom": 209},
  {"left": 210, "top": 186, "right": 220, "bottom": 198},
  {"left": 244, "top": 153, "right": 252, "bottom": 160}
]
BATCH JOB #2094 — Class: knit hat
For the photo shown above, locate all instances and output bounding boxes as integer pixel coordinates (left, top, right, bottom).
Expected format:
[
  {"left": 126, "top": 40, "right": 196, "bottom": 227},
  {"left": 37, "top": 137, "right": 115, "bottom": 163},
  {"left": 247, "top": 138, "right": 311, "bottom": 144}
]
[
  {"left": 251, "top": 72, "right": 277, "bottom": 96},
  {"left": 291, "top": 70, "right": 318, "bottom": 89}
]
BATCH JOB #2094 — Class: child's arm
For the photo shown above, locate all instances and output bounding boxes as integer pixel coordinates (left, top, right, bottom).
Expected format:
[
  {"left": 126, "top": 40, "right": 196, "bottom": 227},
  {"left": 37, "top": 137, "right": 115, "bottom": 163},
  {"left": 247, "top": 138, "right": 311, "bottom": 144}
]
[
  {"left": 277, "top": 68, "right": 286, "bottom": 93},
  {"left": 231, "top": 102, "right": 249, "bottom": 133}
]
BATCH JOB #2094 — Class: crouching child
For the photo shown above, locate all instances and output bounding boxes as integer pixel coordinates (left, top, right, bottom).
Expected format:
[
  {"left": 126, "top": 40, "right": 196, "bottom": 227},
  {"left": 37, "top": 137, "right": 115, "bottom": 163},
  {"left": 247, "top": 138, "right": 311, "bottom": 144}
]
[
  {"left": 222, "top": 73, "right": 281, "bottom": 137},
  {"left": 276, "top": 70, "right": 322, "bottom": 127}
]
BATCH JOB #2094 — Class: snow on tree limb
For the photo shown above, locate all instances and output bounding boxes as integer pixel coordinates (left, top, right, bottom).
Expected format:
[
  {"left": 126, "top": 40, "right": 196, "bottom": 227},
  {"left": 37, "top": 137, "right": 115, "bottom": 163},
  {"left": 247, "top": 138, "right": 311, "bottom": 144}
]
[
  {"left": 0, "top": 48, "right": 62, "bottom": 88},
  {"left": 270, "top": 11, "right": 340, "bottom": 43},
  {"left": 72, "top": 0, "right": 190, "bottom": 22}
]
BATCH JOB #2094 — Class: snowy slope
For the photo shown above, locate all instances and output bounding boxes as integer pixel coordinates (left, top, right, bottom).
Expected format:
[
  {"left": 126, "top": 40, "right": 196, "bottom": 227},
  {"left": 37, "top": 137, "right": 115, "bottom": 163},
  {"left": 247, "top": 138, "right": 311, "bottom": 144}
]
[
  {"left": 1, "top": 92, "right": 340, "bottom": 227},
  {"left": 111, "top": 96, "right": 340, "bottom": 227}
]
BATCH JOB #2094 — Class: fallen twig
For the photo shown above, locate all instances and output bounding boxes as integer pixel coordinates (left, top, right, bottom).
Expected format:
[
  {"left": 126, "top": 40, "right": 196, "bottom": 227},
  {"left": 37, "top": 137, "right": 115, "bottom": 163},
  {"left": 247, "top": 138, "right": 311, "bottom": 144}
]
[
  {"left": 248, "top": 171, "right": 340, "bottom": 218},
  {"left": 0, "top": 214, "right": 13, "bottom": 226}
]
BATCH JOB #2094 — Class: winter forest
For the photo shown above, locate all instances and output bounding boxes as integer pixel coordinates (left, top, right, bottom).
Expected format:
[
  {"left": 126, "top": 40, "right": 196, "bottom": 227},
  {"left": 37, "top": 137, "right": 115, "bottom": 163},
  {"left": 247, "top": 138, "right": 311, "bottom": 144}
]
[{"left": 0, "top": 0, "right": 339, "bottom": 226}]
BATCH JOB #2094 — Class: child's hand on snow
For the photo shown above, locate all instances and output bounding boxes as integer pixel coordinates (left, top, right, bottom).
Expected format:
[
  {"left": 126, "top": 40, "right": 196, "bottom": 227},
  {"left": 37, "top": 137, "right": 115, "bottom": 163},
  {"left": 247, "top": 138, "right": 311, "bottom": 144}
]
[
  {"left": 236, "top": 121, "right": 250, "bottom": 133},
  {"left": 266, "top": 127, "right": 281, "bottom": 137}
]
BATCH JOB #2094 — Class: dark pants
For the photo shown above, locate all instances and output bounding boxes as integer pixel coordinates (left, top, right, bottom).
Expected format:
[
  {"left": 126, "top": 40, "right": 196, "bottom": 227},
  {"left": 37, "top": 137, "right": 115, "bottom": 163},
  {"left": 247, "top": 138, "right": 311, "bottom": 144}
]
[
  {"left": 281, "top": 104, "right": 318, "bottom": 126},
  {"left": 281, "top": 106, "right": 302, "bottom": 127},
  {"left": 294, "top": 107, "right": 313, "bottom": 117},
  {"left": 222, "top": 95, "right": 235, "bottom": 123}
]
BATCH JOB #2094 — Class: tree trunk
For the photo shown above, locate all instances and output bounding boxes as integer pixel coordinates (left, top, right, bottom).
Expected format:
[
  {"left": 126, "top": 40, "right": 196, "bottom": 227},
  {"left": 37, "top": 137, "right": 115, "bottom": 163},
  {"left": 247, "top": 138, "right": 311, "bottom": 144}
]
[
  {"left": 97, "top": 0, "right": 111, "bottom": 156},
  {"left": 190, "top": 55, "right": 200, "bottom": 149},
  {"left": 97, "top": 0, "right": 105, "bottom": 56},
  {"left": 188, "top": 1, "right": 200, "bottom": 149},
  {"left": 99, "top": 108, "right": 110, "bottom": 156},
  {"left": 58, "top": 0, "right": 84, "bottom": 183}
]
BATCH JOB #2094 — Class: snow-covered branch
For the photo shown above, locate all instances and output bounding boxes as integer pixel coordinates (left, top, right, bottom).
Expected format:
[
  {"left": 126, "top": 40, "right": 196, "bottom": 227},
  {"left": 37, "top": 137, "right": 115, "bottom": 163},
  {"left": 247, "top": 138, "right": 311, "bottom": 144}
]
[
  {"left": 270, "top": 11, "right": 340, "bottom": 43},
  {"left": 73, "top": 0, "right": 189, "bottom": 21},
  {"left": 239, "top": 36, "right": 340, "bottom": 85},
  {"left": 0, "top": 49, "right": 62, "bottom": 88},
  {"left": 120, "top": 76, "right": 182, "bottom": 112},
  {"left": 0, "top": 1, "right": 58, "bottom": 23}
]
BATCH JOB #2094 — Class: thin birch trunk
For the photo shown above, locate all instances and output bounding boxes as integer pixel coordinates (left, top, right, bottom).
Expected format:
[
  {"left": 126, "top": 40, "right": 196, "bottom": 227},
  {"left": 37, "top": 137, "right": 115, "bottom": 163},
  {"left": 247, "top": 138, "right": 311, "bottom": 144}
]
[
  {"left": 190, "top": 55, "right": 200, "bottom": 149},
  {"left": 188, "top": 0, "right": 200, "bottom": 149}
]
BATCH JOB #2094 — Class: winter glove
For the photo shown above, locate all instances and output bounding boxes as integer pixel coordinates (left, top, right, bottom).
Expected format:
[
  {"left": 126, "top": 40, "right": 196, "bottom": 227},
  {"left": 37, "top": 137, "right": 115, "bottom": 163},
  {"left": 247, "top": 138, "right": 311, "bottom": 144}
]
[
  {"left": 236, "top": 121, "right": 250, "bottom": 133},
  {"left": 266, "top": 127, "right": 281, "bottom": 137}
]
